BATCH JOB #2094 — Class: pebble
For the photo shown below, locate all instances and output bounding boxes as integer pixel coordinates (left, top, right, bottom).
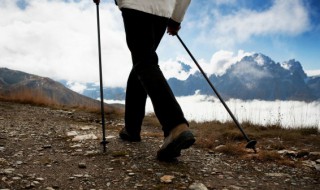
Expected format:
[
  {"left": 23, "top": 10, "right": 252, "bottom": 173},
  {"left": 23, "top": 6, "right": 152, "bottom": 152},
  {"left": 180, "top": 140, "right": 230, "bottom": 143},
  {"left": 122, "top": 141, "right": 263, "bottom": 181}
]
[
  {"left": 33, "top": 181, "right": 40, "bottom": 185},
  {"left": 189, "top": 182, "right": 208, "bottom": 190},
  {"left": 0, "top": 158, "right": 8, "bottom": 165},
  {"left": 4, "top": 168, "right": 15, "bottom": 174},
  {"left": 42, "top": 145, "right": 52, "bottom": 149},
  {"left": 72, "top": 134, "right": 98, "bottom": 141},
  {"left": 12, "top": 176, "right": 21, "bottom": 180},
  {"left": 16, "top": 161, "right": 23, "bottom": 165},
  {"left": 70, "top": 144, "right": 82, "bottom": 148},
  {"left": 78, "top": 162, "right": 87, "bottom": 169},
  {"left": 160, "top": 175, "right": 175, "bottom": 183},
  {"left": 67, "top": 131, "right": 78, "bottom": 137},
  {"left": 81, "top": 126, "right": 94, "bottom": 130}
]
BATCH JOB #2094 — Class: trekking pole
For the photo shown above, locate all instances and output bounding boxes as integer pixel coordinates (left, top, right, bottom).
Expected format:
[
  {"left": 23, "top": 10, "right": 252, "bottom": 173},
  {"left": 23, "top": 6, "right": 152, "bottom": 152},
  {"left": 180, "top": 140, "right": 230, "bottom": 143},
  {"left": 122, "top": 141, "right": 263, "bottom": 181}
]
[
  {"left": 95, "top": 1, "right": 108, "bottom": 152},
  {"left": 176, "top": 34, "right": 257, "bottom": 152}
]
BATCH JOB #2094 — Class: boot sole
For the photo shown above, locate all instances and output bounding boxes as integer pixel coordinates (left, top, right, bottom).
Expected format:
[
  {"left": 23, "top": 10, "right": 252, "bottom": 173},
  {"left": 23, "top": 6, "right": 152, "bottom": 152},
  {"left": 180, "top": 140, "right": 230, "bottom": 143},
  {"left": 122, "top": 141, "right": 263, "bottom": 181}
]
[{"left": 157, "top": 131, "right": 195, "bottom": 161}]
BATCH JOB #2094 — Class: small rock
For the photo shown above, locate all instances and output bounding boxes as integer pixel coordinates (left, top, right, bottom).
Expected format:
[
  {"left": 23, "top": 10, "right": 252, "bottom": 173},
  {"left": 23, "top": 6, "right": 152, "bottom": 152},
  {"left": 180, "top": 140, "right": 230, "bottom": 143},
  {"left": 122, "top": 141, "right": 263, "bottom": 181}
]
[
  {"left": 135, "top": 183, "right": 143, "bottom": 187},
  {"left": 106, "top": 135, "right": 116, "bottom": 139},
  {"left": 4, "top": 168, "right": 15, "bottom": 174},
  {"left": 189, "top": 182, "right": 208, "bottom": 190},
  {"left": 72, "top": 134, "right": 98, "bottom": 141},
  {"left": 78, "top": 162, "right": 87, "bottom": 169},
  {"left": 160, "top": 175, "right": 175, "bottom": 183},
  {"left": 36, "top": 177, "right": 44, "bottom": 181},
  {"left": 42, "top": 145, "right": 52, "bottom": 149},
  {"left": 309, "top": 152, "right": 320, "bottom": 156},
  {"left": 33, "top": 181, "right": 40, "bottom": 185},
  {"left": 80, "top": 126, "right": 94, "bottom": 130},
  {"left": 302, "top": 160, "right": 316, "bottom": 168},
  {"left": 12, "top": 176, "right": 21, "bottom": 180},
  {"left": 215, "top": 145, "right": 226, "bottom": 151},
  {"left": 229, "top": 185, "right": 244, "bottom": 190},
  {"left": 70, "top": 144, "right": 82, "bottom": 148},
  {"left": 84, "top": 150, "right": 99, "bottom": 156},
  {"left": 265, "top": 173, "right": 289, "bottom": 177},
  {"left": 277, "top": 150, "right": 297, "bottom": 157},
  {"left": 0, "top": 158, "right": 8, "bottom": 165},
  {"left": 16, "top": 161, "right": 23, "bottom": 165},
  {"left": 128, "top": 173, "right": 135, "bottom": 176},
  {"left": 66, "top": 131, "right": 78, "bottom": 137}
]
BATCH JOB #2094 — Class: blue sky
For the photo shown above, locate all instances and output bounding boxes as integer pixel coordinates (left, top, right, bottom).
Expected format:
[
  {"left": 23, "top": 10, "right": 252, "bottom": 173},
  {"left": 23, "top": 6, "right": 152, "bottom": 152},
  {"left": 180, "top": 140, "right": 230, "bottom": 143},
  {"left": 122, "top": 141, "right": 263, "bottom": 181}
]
[{"left": 0, "top": 0, "right": 319, "bottom": 90}]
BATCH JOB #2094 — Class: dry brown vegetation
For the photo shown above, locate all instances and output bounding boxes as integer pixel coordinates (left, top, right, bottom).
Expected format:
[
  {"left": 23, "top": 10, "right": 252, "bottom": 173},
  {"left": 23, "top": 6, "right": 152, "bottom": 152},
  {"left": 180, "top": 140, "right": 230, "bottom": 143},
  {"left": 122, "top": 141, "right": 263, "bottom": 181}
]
[
  {"left": 0, "top": 88, "right": 124, "bottom": 116},
  {"left": 192, "top": 120, "right": 319, "bottom": 165},
  {"left": 0, "top": 88, "right": 59, "bottom": 107}
]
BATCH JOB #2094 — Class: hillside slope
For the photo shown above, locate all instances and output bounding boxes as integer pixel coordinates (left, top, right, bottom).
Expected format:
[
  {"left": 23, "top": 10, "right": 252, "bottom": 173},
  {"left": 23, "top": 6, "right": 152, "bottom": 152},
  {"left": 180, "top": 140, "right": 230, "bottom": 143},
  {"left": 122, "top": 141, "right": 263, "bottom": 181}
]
[{"left": 0, "top": 67, "right": 122, "bottom": 113}]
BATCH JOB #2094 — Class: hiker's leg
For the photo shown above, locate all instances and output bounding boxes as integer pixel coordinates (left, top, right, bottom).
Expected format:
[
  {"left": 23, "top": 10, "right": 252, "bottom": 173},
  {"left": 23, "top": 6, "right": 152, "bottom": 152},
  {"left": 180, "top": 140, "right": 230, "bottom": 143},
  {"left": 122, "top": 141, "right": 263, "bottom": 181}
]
[
  {"left": 122, "top": 8, "right": 188, "bottom": 137},
  {"left": 124, "top": 68, "right": 147, "bottom": 136}
]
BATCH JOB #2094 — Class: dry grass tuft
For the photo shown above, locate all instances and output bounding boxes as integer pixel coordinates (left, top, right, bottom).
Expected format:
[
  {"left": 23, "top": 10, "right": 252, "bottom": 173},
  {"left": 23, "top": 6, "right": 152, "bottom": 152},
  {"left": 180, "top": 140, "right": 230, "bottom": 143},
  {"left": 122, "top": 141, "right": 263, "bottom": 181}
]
[
  {"left": 0, "top": 88, "right": 59, "bottom": 107},
  {"left": 215, "top": 143, "right": 248, "bottom": 156},
  {"left": 191, "top": 119, "right": 320, "bottom": 166}
]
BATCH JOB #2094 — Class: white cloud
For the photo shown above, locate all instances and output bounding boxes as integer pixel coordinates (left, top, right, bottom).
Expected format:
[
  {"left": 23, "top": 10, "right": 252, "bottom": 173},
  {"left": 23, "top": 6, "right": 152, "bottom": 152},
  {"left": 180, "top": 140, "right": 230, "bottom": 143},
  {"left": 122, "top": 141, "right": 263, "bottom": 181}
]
[
  {"left": 160, "top": 50, "right": 253, "bottom": 80},
  {"left": 0, "top": 0, "right": 130, "bottom": 87},
  {"left": 67, "top": 81, "right": 87, "bottom": 94},
  {"left": 208, "top": 50, "right": 252, "bottom": 75},
  {"left": 196, "top": 0, "right": 310, "bottom": 48},
  {"left": 305, "top": 69, "right": 320, "bottom": 77},
  {"left": 160, "top": 56, "right": 198, "bottom": 80}
]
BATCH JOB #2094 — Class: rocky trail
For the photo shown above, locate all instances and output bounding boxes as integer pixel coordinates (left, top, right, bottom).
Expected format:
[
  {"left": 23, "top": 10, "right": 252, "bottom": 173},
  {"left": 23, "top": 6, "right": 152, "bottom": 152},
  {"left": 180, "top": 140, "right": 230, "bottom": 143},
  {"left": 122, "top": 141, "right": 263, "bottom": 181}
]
[{"left": 0, "top": 101, "right": 319, "bottom": 190}]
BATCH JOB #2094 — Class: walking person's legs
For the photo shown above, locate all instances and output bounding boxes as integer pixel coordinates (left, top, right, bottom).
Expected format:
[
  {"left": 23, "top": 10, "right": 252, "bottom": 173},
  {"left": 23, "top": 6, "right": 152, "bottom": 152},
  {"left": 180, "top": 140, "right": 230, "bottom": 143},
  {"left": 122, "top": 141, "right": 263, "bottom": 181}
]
[{"left": 120, "top": 8, "right": 195, "bottom": 160}]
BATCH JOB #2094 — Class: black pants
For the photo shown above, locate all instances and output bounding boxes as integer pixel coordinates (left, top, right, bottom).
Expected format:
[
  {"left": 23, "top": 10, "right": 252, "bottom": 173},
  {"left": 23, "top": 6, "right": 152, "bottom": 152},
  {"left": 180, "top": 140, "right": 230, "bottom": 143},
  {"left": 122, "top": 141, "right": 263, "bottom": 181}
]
[{"left": 121, "top": 8, "right": 188, "bottom": 137}]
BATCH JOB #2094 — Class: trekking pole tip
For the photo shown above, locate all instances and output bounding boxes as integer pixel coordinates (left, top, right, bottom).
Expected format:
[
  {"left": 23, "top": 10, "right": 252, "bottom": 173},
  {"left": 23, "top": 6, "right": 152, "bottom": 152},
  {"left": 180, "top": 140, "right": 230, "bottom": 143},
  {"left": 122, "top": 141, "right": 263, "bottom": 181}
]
[
  {"left": 100, "top": 139, "right": 109, "bottom": 152},
  {"left": 246, "top": 140, "right": 257, "bottom": 153}
]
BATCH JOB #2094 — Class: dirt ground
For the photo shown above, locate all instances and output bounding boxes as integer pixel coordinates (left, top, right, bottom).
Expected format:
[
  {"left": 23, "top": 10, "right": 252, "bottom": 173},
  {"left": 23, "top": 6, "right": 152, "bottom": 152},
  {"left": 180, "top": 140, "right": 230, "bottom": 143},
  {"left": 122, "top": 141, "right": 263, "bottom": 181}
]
[{"left": 0, "top": 101, "right": 319, "bottom": 190}]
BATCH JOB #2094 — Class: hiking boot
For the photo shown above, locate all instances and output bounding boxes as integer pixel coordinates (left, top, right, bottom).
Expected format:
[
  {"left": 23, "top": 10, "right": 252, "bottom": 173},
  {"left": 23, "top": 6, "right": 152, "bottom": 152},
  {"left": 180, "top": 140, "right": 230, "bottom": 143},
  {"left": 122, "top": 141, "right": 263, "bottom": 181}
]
[
  {"left": 157, "top": 123, "right": 195, "bottom": 161},
  {"left": 119, "top": 128, "right": 141, "bottom": 142}
]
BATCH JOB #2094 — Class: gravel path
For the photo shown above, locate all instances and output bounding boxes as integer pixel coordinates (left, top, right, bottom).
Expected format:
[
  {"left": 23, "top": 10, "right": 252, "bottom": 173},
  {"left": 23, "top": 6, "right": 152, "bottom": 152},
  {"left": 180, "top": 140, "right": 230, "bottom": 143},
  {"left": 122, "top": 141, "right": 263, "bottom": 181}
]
[{"left": 0, "top": 101, "right": 319, "bottom": 190}]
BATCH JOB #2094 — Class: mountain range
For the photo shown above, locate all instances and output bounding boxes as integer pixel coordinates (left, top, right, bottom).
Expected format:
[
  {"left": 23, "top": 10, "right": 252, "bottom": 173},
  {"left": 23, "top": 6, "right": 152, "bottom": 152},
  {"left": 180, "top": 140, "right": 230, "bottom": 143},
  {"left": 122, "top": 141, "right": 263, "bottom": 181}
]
[
  {"left": 62, "top": 53, "right": 320, "bottom": 102},
  {"left": 168, "top": 53, "right": 319, "bottom": 101},
  {"left": 1, "top": 53, "right": 319, "bottom": 103}
]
